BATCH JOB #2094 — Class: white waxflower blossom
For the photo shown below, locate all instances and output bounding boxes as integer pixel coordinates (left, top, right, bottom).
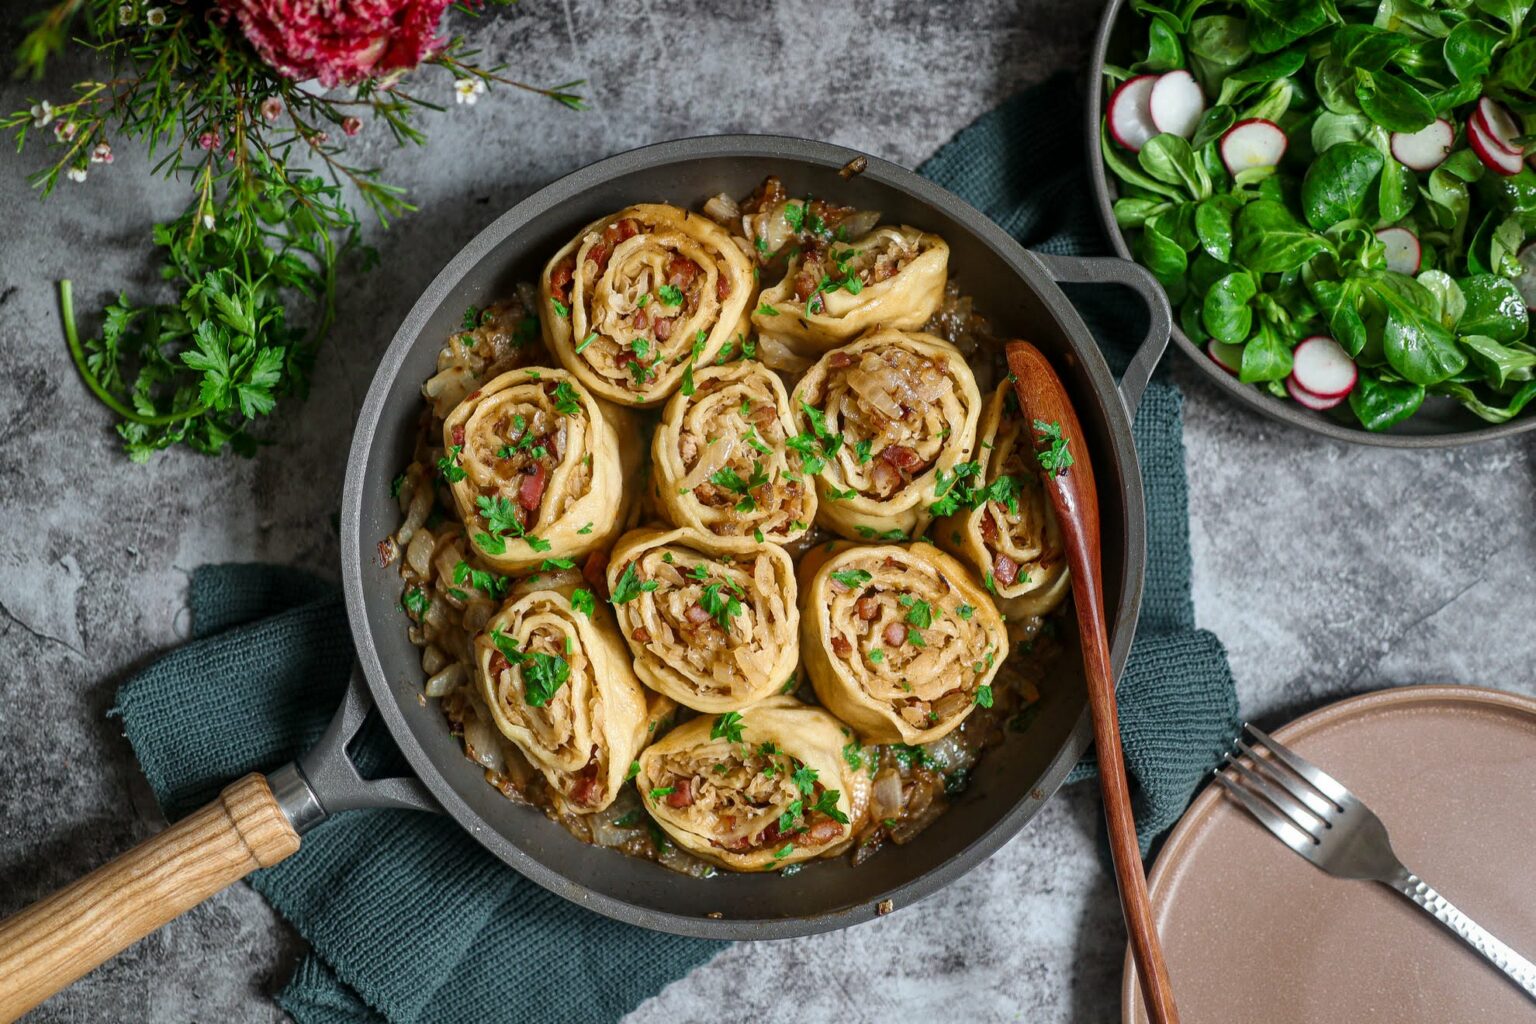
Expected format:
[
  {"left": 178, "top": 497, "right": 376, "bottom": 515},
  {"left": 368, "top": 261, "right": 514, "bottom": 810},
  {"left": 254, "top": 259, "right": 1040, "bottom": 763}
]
[
  {"left": 145, "top": 6, "right": 166, "bottom": 26},
  {"left": 54, "top": 120, "right": 78, "bottom": 142},
  {"left": 454, "top": 78, "right": 486, "bottom": 106},
  {"left": 30, "top": 100, "right": 53, "bottom": 127},
  {"left": 119, "top": 3, "right": 135, "bottom": 23},
  {"left": 202, "top": 213, "right": 216, "bottom": 230},
  {"left": 66, "top": 167, "right": 88, "bottom": 183},
  {"left": 91, "top": 142, "right": 114, "bottom": 164}
]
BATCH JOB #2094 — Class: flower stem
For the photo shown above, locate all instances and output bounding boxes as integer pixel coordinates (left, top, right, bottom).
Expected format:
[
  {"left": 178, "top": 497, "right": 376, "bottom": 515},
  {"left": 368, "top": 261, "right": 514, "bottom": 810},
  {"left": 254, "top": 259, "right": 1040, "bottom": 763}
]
[{"left": 58, "top": 279, "right": 204, "bottom": 426}]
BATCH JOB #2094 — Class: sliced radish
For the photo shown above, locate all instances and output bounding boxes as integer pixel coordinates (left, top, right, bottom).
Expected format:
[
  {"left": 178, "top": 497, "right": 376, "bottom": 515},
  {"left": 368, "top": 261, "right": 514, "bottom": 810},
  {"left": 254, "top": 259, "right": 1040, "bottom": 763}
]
[
  {"left": 1220, "top": 119, "right": 1287, "bottom": 176},
  {"left": 1375, "top": 227, "right": 1422, "bottom": 276},
  {"left": 1205, "top": 339, "right": 1244, "bottom": 375},
  {"left": 1108, "top": 75, "right": 1159, "bottom": 152},
  {"left": 1149, "top": 70, "right": 1206, "bottom": 140},
  {"left": 1468, "top": 114, "right": 1523, "bottom": 175},
  {"left": 1474, "top": 97, "right": 1523, "bottom": 157},
  {"left": 1290, "top": 336, "right": 1358, "bottom": 399},
  {"left": 1517, "top": 242, "right": 1536, "bottom": 313},
  {"left": 1286, "top": 375, "right": 1349, "bottom": 411},
  {"left": 1389, "top": 119, "right": 1454, "bottom": 171}
]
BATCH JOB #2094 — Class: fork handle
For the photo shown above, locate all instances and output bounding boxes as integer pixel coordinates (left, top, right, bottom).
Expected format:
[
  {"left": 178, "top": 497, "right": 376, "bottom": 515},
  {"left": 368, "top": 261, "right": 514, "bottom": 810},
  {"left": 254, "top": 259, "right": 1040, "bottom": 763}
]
[{"left": 1386, "top": 868, "right": 1536, "bottom": 1000}]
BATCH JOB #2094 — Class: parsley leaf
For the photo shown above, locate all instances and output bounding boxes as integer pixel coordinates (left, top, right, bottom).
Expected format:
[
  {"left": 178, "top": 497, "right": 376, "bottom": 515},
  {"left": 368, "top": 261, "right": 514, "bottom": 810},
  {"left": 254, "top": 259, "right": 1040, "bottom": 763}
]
[
  {"left": 657, "top": 284, "right": 684, "bottom": 306},
  {"left": 830, "top": 569, "right": 872, "bottom": 589},
  {"left": 437, "top": 444, "right": 467, "bottom": 482},
  {"left": 711, "top": 711, "right": 746, "bottom": 743},
  {"left": 975, "top": 685, "right": 994, "bottom": 708},
  {"left": 791, "top": 766, "right": 818, "bottom": 795},
  {"left": 551, "top": 379, "right": 582, "bottom": 415},
  {"left": 571, "top": 588, "right": 596, "bottom": 617},
  {"left": 1033, "top": 419, "right": 1074, "bottom": 477},
  {"left": 401, "top": 586, "right": 430, "bottom": 617},
  {"left": 610, "top": 561, "right": 659, "bottom": 604}
]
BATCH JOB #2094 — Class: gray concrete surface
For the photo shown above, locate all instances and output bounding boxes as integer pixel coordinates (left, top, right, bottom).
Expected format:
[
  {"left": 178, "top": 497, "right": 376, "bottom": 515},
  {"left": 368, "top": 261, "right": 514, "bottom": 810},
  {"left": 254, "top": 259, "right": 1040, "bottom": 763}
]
[{"left": 1, "top": 1, "right": 1533, "bottom": 1022}]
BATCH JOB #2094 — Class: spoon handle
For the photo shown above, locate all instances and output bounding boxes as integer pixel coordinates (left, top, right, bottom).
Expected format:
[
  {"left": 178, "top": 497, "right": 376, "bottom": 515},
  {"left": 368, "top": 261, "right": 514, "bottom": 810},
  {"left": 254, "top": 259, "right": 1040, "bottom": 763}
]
[{"left": 1006, "top": 340, "right": 1180, "bottom": 1024}]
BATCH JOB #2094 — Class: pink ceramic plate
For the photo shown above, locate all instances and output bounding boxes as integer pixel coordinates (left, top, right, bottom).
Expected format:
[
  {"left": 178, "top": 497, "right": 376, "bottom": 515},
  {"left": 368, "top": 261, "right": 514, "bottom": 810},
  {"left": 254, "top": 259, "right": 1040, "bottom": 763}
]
[{"left": 1124, "top": 685, "right": 1536, "bottom": 1023}]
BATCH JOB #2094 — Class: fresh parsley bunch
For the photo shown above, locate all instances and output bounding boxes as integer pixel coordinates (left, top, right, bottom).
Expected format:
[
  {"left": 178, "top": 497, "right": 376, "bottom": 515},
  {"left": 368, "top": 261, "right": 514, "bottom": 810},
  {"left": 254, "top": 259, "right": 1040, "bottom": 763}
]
[{"left": 6, "top": 0, "right": 582, "bottom": 460}]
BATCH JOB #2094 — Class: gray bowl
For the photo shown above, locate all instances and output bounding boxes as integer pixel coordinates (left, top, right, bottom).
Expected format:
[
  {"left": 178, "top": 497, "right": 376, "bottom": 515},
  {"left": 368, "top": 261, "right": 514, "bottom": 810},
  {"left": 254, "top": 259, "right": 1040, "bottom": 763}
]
[
  {"left": 1087, "top": 0, "right": 1536, "bottom": 447},
  {"left": 336, "top": 135, "right": 1166, "bottom": 938}
]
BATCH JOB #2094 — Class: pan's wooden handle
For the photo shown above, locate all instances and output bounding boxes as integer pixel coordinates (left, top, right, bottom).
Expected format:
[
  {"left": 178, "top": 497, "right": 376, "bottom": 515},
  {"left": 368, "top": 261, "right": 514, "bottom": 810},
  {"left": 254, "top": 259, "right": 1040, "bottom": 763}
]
[{"left": 0, "top": 773, "right": 299, "bottom": 1022}]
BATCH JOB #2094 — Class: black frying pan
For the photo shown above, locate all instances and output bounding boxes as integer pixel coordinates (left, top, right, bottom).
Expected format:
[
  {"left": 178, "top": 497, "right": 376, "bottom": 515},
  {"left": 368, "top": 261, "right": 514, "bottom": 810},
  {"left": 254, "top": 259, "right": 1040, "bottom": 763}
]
[{"left": 0, "top": 134, "right": 1169, "bottom": 1019}]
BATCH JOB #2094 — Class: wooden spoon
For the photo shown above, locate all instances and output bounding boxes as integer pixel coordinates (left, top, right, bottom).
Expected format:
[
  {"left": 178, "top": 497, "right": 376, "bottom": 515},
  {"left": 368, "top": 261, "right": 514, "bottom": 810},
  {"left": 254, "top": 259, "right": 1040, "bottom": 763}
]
[{"left": 1006, "top": 340, "right": 1180, "bottom": 1024}]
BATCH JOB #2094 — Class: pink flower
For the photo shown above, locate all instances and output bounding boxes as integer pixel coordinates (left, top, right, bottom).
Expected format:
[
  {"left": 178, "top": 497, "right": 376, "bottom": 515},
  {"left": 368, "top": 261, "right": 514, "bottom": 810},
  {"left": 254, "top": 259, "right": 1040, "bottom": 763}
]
[
  {"left": 260, "top": 95, "right": 283, "bottom": 122},
  {"left": 54, "top": 120, "right": 78, "bottom": 142},
  {"left": 197, "top": 130, "right": 221, "bottom": 150},
  {"left": 341, "top": 116, "right": 362, "bottom": 137},
  {"left": 219, "top": 0, "right": 454, "bottom": 88},
  {"left": 90, "top": 142, "right": 114, "bottom": 164}
]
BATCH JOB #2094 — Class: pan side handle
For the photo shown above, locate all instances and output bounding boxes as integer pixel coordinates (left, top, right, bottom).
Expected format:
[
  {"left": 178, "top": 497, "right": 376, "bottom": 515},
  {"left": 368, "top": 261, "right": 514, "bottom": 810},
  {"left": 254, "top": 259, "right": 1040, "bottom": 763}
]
[
  {"left": 293, "top": 661, "right": 440, "bottom": 819},
  {"left": 1030, "top": 252, "right": 1172, "bottom": 419},
  {"left": 0, "top": 774, "right": 299, "bottom": 1023}
]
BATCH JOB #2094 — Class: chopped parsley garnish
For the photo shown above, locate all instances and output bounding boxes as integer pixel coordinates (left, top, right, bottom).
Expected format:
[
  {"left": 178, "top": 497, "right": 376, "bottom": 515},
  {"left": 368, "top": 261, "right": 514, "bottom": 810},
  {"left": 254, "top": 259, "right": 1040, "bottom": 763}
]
[
  {"left": 907, "top": 627, "right": 926, "bottom": 647},
  {"left": 575, "top": 332, "right": 597, "bottom": 354},
  {"left": 551, "top": 298, "right": 570, "bottom": 318},
  {"left": 842, "top": 741, "right": 863, "bottom": 771},
  {"left": 461, "top": 306, "right": 481, "bottom": 330},
  {"left": 453, "top": 559, "right": 509, "bottom": 599},
  {"left": 551, "top": 380, "right": 583, "bottom": 415},
  {"left": 437, "top": 444, "right": 467, "bottom": 482},
  {"left": 754, "top": 528, "right": 765, "bottom": 543},
  {"left": 791, "top": 766, "right": 818, "bottom": 795},
  {"left": 610, "top": 561, "right": 660, "bottom": 604},
  {"left": 777, "top": 800, "right": 803, "bottom": 833},
  {"left": 539, "top": 557, "right": 576, "bottom": 571},
  {"left": 957, "top": 604, "right": 974, "bottom": 620},
  {"left": 854, "top": 439, "right": 873, "bottom": 464},
  {"left": 1033, "top": 419, "right": 1074, "bottom": 478},
  {"left": 798, "top": 401, "right": 843, "bottom": 458},
  {"left": 830, "top": 569, "right": 872, "bottom": 589},
  {"left": 975, "top": 685, "right": 994, "bottom": 708},
  {"left": 755, "top": 301, "right": 779, "bottom": 316},
  {"left": 855, "top": 526, "right": 908, "bottom": 541},
  {"left": 773, "top": 843, "right": 794, "bottom": 860},
  {"left": 613, "top": 808, "right": 643, "bottom": 827},
  {"left": 868, "top": 648, "right": 885, "bottom": 663},
  {"left": 577, "top": 522, "right": 594, "bottom": 535},
  {"left": 657, "top": 283, "right": 684, "bottom": 307},
  {"left": 809, "top": 789, "right": 849, "bottom": 824},
  {"left": 700, "top": 580, "right": 744, "bottom": 631},
  {"left": 825, "top": 487, "right": 858, "bottom": 500},
  {"left": 570, "top": 588, "right": 596, "bottom": 617},
  {"left": 709, "top": 461, "right": 770, "bottom": 513},
  {"left": 927, "top": 461, "right": 982, "bottom": 516},
  {"left": 711, "top": 711, "right": 746, "bottom": 743},
  {"left": 649, "top": 786, "right": 675, "bottom": 800},
  {"left": 389, "top": 473, "right": 406, "bottom": 497},
  {"left": 780, "top": 675, "right": 798, "bottom": 694},
  {"left": 900, "top": 595, "right": 935, "bottom": 629},
  {"left": 489, "top": 628, "right": 570, "bottom": 707},
  {"left": 401, "top": 587, "right": 430, "bottom": 617},
  {"left": 625, "top": 760, "right": 641, "bottom": 780}
]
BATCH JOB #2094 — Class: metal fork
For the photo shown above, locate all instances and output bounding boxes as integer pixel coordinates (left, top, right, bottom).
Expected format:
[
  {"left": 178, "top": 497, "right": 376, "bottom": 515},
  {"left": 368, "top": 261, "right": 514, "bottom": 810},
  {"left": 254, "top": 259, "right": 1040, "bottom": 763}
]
[{"left": 1215, "top": 722, "right": 1536, "bottom": 1002}]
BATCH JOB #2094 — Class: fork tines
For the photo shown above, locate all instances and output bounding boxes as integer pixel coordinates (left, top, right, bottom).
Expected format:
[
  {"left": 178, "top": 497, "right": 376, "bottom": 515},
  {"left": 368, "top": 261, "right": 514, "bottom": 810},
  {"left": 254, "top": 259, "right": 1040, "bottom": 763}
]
[{"left": 1214, "top": 723, "right": 1351, "bottom": 854}]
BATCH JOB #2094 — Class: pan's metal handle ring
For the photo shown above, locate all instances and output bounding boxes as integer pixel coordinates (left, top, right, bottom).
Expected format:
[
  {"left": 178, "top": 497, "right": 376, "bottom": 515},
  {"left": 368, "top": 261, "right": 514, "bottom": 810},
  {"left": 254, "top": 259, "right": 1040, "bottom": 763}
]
[
  {"left": 272, "top": 664, "right": 439, "bottom": 834},
  {"left": 1030, "top": 252, "right": 1172, "bottom": 419}
]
